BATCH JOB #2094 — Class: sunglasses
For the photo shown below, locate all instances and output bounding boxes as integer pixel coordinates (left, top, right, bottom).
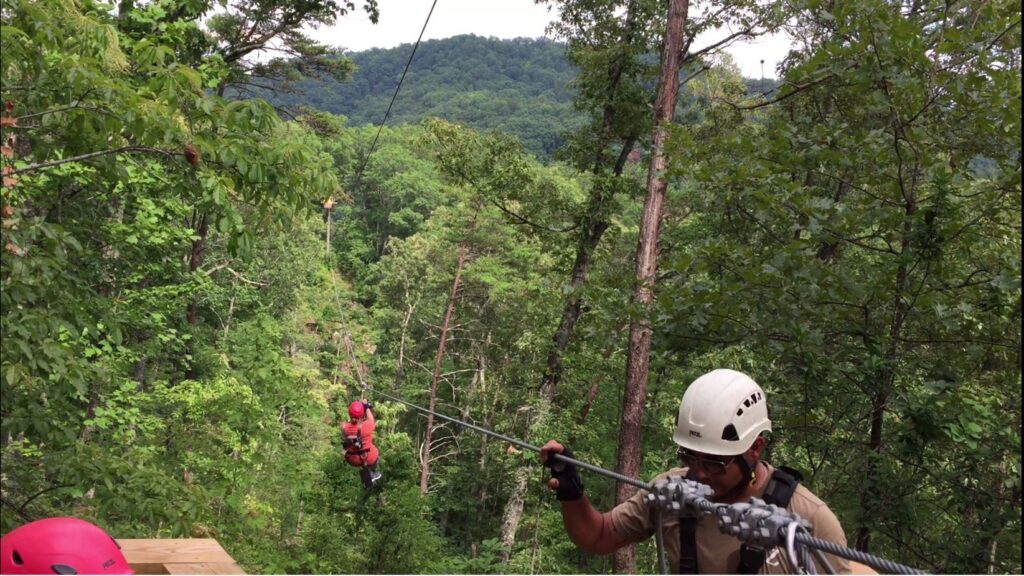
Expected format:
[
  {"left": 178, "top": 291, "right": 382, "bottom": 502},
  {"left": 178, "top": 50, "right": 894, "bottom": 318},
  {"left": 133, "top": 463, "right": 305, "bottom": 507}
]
[{"left": 676, "top": 447, "right": 737, "bottom": 475}]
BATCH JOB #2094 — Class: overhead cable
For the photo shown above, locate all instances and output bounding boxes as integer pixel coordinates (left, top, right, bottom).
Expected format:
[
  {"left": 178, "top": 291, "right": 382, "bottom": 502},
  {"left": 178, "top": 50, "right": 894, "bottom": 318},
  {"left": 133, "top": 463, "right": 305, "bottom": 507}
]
[
  {"left": 366, "top": 386, "right": 649, "bottom": 491},
  {"left": 350, "top": 0, "right": 439, "bottom": 193}
]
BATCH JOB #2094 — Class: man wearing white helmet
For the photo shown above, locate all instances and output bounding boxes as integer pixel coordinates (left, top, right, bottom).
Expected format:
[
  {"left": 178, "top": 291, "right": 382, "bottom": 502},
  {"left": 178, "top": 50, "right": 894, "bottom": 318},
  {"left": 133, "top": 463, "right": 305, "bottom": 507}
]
[{"left": 540, "top": 369, "right": 852, "bottom": 574}]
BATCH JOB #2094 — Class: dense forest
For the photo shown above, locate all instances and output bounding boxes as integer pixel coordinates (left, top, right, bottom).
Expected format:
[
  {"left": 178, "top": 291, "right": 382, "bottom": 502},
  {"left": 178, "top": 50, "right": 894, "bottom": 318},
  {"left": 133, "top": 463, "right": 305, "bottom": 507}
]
[{"left": 1, "top": 0, "right": 1020, "bottom": 574}]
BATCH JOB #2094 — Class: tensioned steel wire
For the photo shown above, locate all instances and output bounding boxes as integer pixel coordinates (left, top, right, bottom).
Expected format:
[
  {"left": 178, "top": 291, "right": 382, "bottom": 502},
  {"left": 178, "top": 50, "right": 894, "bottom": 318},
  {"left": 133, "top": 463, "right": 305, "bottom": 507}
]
[
  {"left": 366, "top": 386, "right": 649, "bottom": 491},
  {"left": 365, "top": 386, "right": 927, "bottom": 575},
  {"left": 792, "top": 532, "right": 926, "bottom": 575},
  {"left": 349, "top": 0, "right": 439, "bottom": 195}
]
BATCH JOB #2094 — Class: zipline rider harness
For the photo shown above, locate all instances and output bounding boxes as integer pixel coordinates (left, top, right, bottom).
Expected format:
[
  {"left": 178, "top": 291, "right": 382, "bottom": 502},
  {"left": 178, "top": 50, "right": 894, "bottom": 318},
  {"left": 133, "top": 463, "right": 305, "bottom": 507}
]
[
  {"left": 343, "top": 422, "right": 379, "bottom": 488},
  {"left": 679, "top": 466, "right": 802, "bottom": 574},
  {"left": 342, "top": 422, "right": 369, "bottom": 462}
]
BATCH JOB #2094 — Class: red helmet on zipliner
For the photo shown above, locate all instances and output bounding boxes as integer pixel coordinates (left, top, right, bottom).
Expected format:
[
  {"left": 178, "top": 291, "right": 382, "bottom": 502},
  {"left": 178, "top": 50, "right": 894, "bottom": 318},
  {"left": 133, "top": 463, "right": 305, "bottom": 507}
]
[
  {"left": 0, "top": 517, "right": 134, "bottom": 574},
  {"left": 348, "top": 401, "right": 365, "bottom": 420}
]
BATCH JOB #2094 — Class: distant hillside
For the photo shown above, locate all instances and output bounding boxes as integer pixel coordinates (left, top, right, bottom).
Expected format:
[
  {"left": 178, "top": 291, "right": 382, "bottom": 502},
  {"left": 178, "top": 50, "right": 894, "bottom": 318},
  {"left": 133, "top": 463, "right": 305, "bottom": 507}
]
[
  {"left": 271, "top": 35, "right": 582, "bottom": 158},
  {"left": 268, "top": 34, "right": 781, "bottom": 159}
]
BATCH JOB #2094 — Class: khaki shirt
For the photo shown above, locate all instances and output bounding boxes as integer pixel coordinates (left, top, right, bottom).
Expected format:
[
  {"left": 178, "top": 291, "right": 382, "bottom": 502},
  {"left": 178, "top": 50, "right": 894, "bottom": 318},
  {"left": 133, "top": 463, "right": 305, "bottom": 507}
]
[{"left": 609, "top": 465, "right": 852, "bottom": 574}]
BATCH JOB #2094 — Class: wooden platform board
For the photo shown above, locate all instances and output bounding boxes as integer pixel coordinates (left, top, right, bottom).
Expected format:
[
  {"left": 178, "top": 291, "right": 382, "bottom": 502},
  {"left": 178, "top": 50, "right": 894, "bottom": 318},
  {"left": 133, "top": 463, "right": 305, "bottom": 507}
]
[{"left": 117, "top": 539, "right": 244, "bottom": 574}]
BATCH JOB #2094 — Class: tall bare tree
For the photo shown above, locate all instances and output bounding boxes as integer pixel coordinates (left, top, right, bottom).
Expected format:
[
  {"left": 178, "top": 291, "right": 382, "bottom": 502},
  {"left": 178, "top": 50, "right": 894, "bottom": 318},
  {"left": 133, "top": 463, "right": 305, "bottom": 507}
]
[
  {"left": 614, "top": 0, "right": 689, "bottom": 571},
  {"left": 420, "top": 245, "right": 468, "bottom": 495}
]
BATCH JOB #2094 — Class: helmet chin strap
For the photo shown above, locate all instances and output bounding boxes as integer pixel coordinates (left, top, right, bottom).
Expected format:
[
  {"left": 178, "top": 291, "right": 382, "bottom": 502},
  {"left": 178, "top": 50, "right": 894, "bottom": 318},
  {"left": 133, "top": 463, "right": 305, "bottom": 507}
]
[{"left": 718, "top": 455, "right": 757, "bottom": 502}]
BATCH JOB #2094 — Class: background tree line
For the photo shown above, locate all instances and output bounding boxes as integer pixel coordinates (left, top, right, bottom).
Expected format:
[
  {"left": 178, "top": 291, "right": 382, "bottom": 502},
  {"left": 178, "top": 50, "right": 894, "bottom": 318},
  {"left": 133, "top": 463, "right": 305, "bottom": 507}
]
[{"left": 262, "top": 34, "right": 780, "bottom": 159}]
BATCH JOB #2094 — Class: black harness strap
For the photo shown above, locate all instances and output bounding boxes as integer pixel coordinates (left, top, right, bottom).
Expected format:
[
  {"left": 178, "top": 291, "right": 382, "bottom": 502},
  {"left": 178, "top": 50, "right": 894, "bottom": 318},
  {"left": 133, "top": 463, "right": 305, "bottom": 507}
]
[
  {"left": 679, "top": 515, "right": 699, "bottom": 574},
  {"left": 678, "top": 466, "right": 802, "bottom": 574},
  {"left": 344, "top": 422, "right": 369, "bottom": 459},
  {"left": 736, "top": 467, "right": 801, "bottom": 574}
]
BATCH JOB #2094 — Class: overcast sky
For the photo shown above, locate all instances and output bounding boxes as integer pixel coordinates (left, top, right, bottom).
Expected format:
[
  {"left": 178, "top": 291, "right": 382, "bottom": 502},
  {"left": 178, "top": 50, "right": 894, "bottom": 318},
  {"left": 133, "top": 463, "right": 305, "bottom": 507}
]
[{"left": 307, "top": 0, "right": 793, "bottom": 79}]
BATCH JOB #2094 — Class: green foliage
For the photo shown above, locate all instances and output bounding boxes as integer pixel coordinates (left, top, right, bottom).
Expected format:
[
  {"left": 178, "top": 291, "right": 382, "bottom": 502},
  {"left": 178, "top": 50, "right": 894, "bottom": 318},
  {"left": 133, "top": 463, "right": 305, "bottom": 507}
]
[{"left": 1, "top": 0, "right": 1018, "bottom": 573}]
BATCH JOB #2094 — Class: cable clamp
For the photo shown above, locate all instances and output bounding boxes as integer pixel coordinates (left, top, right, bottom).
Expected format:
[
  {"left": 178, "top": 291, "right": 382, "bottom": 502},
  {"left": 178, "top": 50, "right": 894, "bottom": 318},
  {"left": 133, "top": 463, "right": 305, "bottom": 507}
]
[
  {"left": 644, "top": 476, "right": 714, "bottom": 517},
  {"left": 715, "top": 497, "right": 812, "bottom": 547}
]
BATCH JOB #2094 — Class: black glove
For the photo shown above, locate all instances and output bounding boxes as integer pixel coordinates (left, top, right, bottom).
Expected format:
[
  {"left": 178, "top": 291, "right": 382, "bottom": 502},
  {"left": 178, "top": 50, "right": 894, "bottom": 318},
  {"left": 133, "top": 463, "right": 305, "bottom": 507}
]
[
  {"left": 545, "top": 446, "right": 585, "bottom": 501},
  {"left": 363, "top": 401, "right": 373, "bottom": 411}
]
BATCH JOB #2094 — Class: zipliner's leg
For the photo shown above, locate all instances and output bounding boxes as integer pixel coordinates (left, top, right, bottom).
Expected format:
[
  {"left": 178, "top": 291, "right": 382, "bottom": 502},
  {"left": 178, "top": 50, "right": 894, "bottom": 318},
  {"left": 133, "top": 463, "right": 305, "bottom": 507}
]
[{"left": 367, "top": 460, "right": 382, "bottom": 484}]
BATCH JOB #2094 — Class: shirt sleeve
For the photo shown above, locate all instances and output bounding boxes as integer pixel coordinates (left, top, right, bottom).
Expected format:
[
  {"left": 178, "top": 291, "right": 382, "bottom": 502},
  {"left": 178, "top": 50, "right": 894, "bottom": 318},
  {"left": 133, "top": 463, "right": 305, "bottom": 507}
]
[
  {"left": 809, "top": 502, "right": 852, "bottom": 574},
  {"left": 608, "top": 489, "right": 654, "bottom": 543},
  {"left": 608, "top": 469, "right": 689, "bottom": 543}
]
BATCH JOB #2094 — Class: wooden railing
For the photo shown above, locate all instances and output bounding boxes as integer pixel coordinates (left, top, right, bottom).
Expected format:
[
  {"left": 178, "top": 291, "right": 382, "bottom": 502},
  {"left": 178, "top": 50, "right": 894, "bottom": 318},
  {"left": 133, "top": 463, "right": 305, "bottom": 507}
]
[{"left": 117, "top": 539, "right": 244, "bottom": 574}]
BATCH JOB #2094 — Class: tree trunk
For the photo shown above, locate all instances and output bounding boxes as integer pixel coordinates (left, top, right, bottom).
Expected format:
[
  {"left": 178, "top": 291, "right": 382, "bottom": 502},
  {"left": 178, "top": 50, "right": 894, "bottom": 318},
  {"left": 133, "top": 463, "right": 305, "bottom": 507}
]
[
  {"left": 502, "top": 3, "right": 646, "bottom": 558},
  {"left": 79, "top": 383, "right": 100, "bottom": 442},
  {"left": 133, "top": 355, "right": 146, "bottom": 390},
  {"left": 394, "top": 290, "right": 417, "bottom": 388},
  {"left": 223, "top": 289, "right": 236, "bottom": 338},
  {"left": 186, "top": 212, "right": 208, "bottom": 327},
  {"left": 185, "top": 212, "right": 208, "bottom": 380},
  {"left": 421, "top": 246, "right": 467, "bottom": 495},
  {"left": 539, "top": 218, "right": 609, "bottom": 402},
  {"left": 323, "top": 199, "right": 331, "bottom": 258},
  {"left": 855, "top": 162, "right": 918, "bottom": 552},
  {"left": 500, "top": 466, "right": 530, "bottom": 556},
  {"left": 614, "top": 1, "right": 689, "bottom": 572},
  {"left": 578, "top": 381, "right": 601, "bottom": 426}
]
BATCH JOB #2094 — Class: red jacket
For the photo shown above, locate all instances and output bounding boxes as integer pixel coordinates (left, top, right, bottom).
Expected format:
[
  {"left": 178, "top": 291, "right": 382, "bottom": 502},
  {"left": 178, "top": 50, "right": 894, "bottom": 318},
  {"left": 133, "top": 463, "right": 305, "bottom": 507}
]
[{"left": 341, "top": 409, "right": 378, "bottom": 467}]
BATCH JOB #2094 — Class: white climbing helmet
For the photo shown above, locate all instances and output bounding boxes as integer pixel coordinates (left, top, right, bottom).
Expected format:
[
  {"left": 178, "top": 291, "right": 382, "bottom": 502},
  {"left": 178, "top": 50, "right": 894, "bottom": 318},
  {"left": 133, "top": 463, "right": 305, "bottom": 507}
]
[{"left": 672, "top": 369, "right": 772, "bottom": 456}]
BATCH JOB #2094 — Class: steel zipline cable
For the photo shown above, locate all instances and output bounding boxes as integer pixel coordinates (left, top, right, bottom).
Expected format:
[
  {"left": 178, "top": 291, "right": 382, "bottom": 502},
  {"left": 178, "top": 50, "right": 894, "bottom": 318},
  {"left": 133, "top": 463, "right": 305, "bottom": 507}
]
[
  {"left": 349, "top": 0, "right": 439, "bottom": 194},
  {"left": 364, "top": 385, "right": 643, "bottom": 487},
  {"left": 365, "top": 386, "right": 927, "bottom": 576}
]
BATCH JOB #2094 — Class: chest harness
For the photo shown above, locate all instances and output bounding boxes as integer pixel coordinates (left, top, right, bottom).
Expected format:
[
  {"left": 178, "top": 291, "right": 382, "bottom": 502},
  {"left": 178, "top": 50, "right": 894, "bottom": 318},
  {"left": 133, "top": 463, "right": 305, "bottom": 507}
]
[
  {"left": 678, "top": 466, "right": 802, "bottom": 574},
  {"left": 343, "top": 423, "right": 369, "bottom": 464}
]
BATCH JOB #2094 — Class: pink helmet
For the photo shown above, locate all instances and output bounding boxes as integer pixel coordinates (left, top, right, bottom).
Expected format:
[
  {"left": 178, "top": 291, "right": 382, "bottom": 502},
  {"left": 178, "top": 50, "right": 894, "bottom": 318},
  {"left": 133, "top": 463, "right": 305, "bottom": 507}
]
[
  {"left": 0, "top": 517, "right": 133, "bottom": 574},
  {"left": 348, "top": 401, "right": 365, "bottom": 420}
]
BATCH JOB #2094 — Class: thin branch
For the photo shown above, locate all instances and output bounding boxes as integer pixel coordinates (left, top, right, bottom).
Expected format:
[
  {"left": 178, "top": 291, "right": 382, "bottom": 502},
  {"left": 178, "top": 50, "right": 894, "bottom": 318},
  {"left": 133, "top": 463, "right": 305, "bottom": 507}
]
[
  {"left": 15, "top": 104, "right": 124, "bottom": 123},
  {"left": 19, "top": 483, "right": 74, "bottom": 511},
  {"left": 435, "top": 145, "right": 578, "bottom": 234},
  {"left": 684, "top": 25, "right": 765, "bottom": 63},
  {"left": 838, "top": 233, "right": 899, "bottom": 255},
  {"left": 680, "top": 65, "right": 711, "bottom": 88},
  {"left": 897, "top": 337, "right": 1017, "bottom": 348},
  {"left": 938, "top": 17, "right": 1023, "bottom": 73},
  {"left": 10, "top": 146, "right": 180, "bottom": 176},
  {"left": 488, "top": 197, "right": 579, "bottom": 234},
  {"left": 0, "top": 495, "right": 35, "bottom": 522},
  {"left": 816, "top": 300, "right": 869, "bottom": 311},
  {"left": 722, "top": 71, "right": 840, "bottom": 111},
  {"left": 223, "top": 266, "right": 267, "bottom": 286},
  {"left": 732, "top": 202, "right": 788, "bottom": 245}
]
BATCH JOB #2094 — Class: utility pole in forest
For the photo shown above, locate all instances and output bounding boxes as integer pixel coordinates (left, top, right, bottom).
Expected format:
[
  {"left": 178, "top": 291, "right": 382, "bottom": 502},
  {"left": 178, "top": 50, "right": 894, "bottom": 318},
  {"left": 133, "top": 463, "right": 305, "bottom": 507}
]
[
  {"left": 323, "top": 196, "right": 335, "bottom": 259},
  {"left": 614, "top": 0, "right": 689, "bottom": 572}
]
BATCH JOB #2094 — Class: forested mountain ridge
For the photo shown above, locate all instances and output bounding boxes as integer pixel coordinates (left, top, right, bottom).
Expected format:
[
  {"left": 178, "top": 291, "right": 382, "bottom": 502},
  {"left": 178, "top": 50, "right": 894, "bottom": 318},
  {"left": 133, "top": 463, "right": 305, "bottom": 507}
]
[
  {"left": 267, "top": 34, "right": 778, "bottom": 158},
  {"left": 268, "top": 35, "right": 584, "bottom": 158}
]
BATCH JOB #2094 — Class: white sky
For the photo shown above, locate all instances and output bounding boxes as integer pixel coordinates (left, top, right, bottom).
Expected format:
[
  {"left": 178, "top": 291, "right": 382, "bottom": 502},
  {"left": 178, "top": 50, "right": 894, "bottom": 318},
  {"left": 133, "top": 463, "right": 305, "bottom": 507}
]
[{"left": 308, "top": 0, "right": 793, "bottom": 79}]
